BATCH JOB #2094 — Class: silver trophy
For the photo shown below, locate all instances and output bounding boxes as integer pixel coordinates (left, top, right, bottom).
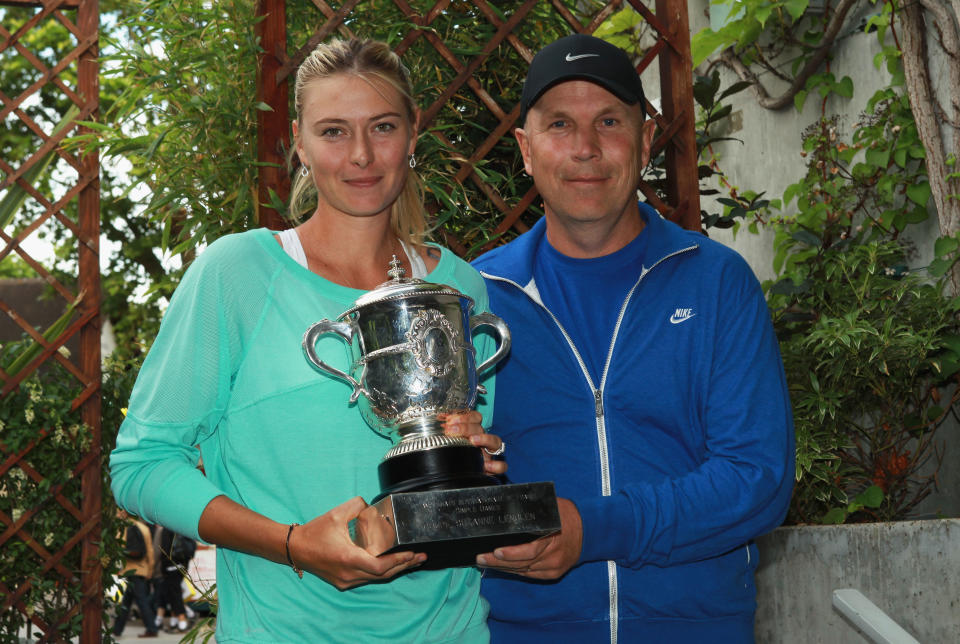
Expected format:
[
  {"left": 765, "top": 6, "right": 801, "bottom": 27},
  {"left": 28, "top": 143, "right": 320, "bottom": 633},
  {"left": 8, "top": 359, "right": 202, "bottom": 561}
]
[{"left": 302, "top": 257, "right": 559, "bottom": 567}]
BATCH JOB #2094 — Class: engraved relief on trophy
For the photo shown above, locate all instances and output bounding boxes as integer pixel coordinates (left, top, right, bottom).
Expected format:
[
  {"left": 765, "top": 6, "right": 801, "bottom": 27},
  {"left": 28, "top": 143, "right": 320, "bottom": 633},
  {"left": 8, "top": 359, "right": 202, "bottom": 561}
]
[{"left": 407, "top": 309, "right": 463, "bottom": 377}]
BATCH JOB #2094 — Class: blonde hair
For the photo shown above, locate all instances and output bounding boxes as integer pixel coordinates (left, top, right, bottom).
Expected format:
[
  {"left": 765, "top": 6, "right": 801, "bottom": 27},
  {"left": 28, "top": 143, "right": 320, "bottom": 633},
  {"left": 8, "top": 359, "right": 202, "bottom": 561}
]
[{"left": 289, "top": 38, "right": 428, "bottom": 249}]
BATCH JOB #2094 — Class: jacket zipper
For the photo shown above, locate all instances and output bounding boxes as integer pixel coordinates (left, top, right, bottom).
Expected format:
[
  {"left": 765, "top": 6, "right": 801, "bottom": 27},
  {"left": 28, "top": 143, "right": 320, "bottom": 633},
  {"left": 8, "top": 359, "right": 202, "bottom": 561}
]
[{"left": 481, "top": 244, "right": 697, "bottom": 644}]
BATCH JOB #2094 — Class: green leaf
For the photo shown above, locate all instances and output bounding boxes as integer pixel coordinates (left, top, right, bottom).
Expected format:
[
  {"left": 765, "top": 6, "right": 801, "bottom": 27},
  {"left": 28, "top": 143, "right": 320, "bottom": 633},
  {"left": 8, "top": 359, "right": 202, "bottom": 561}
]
[
  {"left": 755, "top": 5, "right": 774, "bottom": 26},
  {"left": 794, "top": 90, "right": 808, "bottom": 112},
  {"left": 821, "top": 507, "right": 847, "bottom": 524},
  {"left": 906, "top": 181, "right": 931, "bottom": 206},
  {"left": 903, "top": 206, "right": 928, "bottom": 224},
  {"left": 773, "top": 244, "right": 789, "bottom": 275},
  {"left": 790, "top": 230, "right": 822, "bottom": 247},
  {"left": 719, "top": 80, "right": 754, "bottom": 101},
  {"left": 865, "top": 146, "right": 889, "bottom": 168},
  {"left": 145, "top": 126, "right": 173, "bottom": 160},
  {"left": 935, "top": 236, "right": 959, "bottom": 258},
  {"left": 691, "top": 28, "right": 730, "bottom": 67},
  {"left": 783, "top": 183, "right": 799, "bottom": 206},
  {"left": 894, "top": 147, "right": 907, "bottom": 168},
  {"left": 928, "top": 257, "right": 953, "bottom": 277},
  {"left": 857, "top": 485, "right": 884, "bottom": 508},
  {"left": 784, "top": 0, "right": 810, "bottom": 20},
  {"left": 736, "top": 19, "right": 763, "bottom": 50},
  {"left": 834, "top": 76, "right": 854, "bottom": 98}
]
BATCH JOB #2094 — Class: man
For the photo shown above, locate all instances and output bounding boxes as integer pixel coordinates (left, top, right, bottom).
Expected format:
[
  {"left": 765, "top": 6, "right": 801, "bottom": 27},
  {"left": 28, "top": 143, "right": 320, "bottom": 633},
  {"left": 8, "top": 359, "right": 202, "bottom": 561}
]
[
  {"left": 112, "top": 510, "right": 160, "bottom": 638},
  {"left": 472, "top": 34, "right": 794, "bottom": 643}
]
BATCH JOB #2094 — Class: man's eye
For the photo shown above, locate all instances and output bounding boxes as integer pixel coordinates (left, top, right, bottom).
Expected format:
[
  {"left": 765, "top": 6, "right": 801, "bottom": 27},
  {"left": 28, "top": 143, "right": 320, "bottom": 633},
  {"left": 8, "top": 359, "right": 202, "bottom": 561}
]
[
  {"left": 601, "top": 118, "right": 617, "bottom": 127},
  {"left": 549, "top": 120, "right": 566, "bottom": 129}
]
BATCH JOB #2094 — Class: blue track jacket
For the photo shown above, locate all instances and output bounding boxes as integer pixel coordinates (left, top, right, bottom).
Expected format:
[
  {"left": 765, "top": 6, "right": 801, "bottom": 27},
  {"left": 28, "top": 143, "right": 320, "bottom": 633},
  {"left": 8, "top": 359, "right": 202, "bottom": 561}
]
[{"left": 472, "top": 205, "right": 795, "bottom": 643}]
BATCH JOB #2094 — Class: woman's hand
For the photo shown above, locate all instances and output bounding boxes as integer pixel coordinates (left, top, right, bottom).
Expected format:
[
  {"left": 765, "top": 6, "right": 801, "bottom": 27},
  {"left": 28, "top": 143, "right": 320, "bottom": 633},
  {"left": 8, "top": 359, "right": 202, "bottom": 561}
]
[
  {"left": 440, "top": 411, "right": 507, "bottom": 476},
  {"left": 290, "top": 496, "right": 425, "bottom": 590},
  {"left": 197, "top": 495, "right": 423, "bottom": 592}
]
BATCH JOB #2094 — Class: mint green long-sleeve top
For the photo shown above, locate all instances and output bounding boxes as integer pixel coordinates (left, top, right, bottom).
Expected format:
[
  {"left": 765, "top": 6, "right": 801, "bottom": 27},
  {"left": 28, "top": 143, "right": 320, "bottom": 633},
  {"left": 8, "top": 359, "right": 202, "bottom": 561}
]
[{"left": 110, "top": 228, "right": 493, "bottom": 643}]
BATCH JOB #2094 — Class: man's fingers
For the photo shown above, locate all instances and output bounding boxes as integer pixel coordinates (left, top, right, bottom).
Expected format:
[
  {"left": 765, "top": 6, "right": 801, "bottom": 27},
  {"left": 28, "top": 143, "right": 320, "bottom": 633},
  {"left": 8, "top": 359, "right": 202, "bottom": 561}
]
[
  {"left": 469, "top": 432, "right": 501, "bottom": 452},
  {"left": 495, "top": 537, "right": 550, "bottom": 560},
  {"left": 441, "top": 410, "right": 484, "bottom": 436},
  {"left": 484, "top": 459, "right": 508, "bottom": 475},
  {"left": 476, "top": 537, "right": 549, "bottom": 566}
]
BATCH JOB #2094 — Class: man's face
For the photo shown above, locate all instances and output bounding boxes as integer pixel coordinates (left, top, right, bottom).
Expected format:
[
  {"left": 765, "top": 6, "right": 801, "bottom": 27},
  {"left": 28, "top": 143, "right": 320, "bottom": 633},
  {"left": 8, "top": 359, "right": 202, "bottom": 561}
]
[{"left": 516, "top": 80, "right": 655, "bottom": 231}]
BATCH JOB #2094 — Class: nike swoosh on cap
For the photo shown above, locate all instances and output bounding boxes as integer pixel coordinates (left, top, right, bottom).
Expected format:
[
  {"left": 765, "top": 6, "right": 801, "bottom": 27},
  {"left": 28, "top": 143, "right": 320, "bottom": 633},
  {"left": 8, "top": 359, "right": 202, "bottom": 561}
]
[{"left": 565, "top": 53, "right": 600, "bottom": 62}]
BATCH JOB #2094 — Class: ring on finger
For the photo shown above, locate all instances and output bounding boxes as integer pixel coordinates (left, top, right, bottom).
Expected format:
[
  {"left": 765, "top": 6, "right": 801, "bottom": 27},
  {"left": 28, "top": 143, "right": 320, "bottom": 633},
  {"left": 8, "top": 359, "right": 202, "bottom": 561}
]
[{"left": 483, "top": 441, "right": 505, "bottom": 457}]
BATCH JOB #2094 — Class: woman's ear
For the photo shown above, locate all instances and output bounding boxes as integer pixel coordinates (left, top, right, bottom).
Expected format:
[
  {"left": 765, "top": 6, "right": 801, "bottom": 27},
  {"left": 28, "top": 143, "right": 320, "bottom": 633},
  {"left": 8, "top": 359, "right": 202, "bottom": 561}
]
[
  {"left": 408, "top": 107, "right": 422, "bottom": 156},
  {"left": 292, "top": 120, "right": 307, "bottom": 167}
]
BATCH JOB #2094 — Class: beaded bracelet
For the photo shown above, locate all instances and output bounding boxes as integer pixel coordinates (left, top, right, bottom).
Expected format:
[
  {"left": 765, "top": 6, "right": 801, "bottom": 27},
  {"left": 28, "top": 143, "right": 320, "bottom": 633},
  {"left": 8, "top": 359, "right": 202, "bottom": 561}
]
[{"left": 286, "top": 523, "right": 303, "bottom": 579}]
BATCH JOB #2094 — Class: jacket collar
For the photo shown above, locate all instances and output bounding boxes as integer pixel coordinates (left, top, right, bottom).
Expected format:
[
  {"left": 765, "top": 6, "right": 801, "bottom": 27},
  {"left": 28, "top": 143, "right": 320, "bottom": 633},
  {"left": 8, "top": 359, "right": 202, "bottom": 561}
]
[{"left": 474, "top": 202, "right": 700, "bottom": 284}]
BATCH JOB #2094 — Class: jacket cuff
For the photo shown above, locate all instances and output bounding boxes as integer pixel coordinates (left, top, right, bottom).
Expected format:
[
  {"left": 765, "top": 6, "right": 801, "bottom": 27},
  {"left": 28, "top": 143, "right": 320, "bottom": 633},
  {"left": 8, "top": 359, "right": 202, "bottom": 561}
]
[{"left": 571, "top": 492, "right": 640, "bottom": 564}]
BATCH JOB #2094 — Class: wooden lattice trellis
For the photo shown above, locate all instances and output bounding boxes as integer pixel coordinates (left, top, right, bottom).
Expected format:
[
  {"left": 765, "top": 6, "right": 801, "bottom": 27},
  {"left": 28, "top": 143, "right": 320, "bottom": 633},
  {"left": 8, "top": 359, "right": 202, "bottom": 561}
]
[
  {"left": 255, "top": 0, "right": 700, "bottom": 242},
  {"left": 0, "top": 0, "right": 101, "bottom": 641},
  {"left": 1, "top": 1, "right": 696, "bottom": 640}
]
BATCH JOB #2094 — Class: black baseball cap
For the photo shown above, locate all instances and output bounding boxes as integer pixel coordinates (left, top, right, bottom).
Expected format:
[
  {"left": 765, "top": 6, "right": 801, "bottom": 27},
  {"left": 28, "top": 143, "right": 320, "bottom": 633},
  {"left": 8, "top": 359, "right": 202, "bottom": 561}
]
[{"left": 519, "top": 33, "right": 645, "bottom": 123}]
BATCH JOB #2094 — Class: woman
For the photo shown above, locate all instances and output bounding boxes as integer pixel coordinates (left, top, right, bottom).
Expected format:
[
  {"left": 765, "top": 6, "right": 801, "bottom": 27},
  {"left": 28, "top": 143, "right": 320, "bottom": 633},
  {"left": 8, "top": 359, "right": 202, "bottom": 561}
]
[{"left": 110, "top": 38, "right": 503, "bottom": 643}]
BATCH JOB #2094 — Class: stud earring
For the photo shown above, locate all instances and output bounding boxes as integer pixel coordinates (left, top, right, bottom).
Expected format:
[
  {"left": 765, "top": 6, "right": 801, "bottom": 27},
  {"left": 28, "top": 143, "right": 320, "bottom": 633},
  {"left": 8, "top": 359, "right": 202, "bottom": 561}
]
[
  {"left": 300, "top": 166, "right": 309, "bottom": 177},
  {"left": 408, "top": 154, "right": 416, "bottom": 169}
]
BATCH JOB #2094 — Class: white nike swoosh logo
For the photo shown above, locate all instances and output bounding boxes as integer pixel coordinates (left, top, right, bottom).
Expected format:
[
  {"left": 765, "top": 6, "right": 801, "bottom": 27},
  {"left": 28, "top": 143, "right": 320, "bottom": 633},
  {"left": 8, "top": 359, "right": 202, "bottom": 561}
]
[
  {"left": 565, "top": 53, "right": 600, "bottom": 62},
  {"left": 669, "top": 312, "right": 696, "bottom": 324}
]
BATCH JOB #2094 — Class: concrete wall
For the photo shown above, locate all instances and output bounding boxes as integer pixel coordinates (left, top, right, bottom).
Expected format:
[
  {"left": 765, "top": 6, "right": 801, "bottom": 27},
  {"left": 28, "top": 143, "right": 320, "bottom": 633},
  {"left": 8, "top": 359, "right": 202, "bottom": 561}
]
[{"left": 754, "top": 519, "right": 960, "bottom": 642}]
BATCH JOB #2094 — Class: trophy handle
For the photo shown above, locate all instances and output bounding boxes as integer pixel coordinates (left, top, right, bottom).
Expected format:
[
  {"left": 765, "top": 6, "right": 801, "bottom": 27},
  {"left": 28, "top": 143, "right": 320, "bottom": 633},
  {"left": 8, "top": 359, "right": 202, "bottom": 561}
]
[
  {"left": 469, "top": 312, "right": 512, "bottom": 379},
  {"left": 302, "top": 319, "right": 365, "bottom": 403}
]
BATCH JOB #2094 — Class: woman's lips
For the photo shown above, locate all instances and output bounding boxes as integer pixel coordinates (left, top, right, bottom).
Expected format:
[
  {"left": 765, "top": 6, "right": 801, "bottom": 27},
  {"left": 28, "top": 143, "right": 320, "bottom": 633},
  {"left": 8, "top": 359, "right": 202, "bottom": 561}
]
[{"left": 345, "top": 176, "right": 382, "bottom": 188}]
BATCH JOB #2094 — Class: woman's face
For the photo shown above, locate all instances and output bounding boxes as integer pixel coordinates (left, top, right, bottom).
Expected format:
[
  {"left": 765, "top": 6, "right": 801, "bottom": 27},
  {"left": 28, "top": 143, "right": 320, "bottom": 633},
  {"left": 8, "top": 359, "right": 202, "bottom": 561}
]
[{"left": 294, "top": 73, "right": 417, "bottom": 222}]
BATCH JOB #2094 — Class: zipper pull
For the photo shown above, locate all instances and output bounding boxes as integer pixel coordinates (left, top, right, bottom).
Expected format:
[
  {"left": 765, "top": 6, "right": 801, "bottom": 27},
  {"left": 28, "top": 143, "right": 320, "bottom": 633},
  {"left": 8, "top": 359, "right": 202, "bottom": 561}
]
[{"left": 594, "top": 390, "right": 604, "bottom": 417}]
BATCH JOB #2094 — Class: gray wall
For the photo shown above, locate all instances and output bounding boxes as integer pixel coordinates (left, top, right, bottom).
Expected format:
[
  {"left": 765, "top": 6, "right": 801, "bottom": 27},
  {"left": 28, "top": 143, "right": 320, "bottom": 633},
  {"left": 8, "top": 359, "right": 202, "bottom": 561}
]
[{"left": 754, "top": 520, "right": 960, "bottom": 642}]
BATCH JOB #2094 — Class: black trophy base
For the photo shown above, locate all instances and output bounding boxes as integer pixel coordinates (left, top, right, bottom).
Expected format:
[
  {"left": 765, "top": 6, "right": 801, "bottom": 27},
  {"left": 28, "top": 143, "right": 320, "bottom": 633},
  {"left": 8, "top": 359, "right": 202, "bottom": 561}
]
[
  {"left": 351, "top": 481, "right": 561, "bottom": 569},
  {"left": 374, "top": 444, "right": 495, "bottom": 501}
]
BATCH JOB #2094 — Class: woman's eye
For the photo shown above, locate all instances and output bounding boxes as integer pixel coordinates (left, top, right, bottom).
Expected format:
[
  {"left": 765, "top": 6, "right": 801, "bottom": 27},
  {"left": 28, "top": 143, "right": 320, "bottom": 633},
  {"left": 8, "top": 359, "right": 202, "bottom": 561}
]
[
  {"left": 375, "top": 122, "right": 397, "bottom": 133},
  {"left": 321, "top": 127, "right": 343, "bottom": 138}
]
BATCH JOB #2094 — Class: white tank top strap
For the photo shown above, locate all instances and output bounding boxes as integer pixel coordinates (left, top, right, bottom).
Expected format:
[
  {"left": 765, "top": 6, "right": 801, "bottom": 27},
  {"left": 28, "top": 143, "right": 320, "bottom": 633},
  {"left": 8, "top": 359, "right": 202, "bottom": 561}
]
[
  {"left": 401, "top": 240, "right": 428, "bottom": 278},
  {"left": 276, "top": 228, "right": 308, "bottom": 269}
]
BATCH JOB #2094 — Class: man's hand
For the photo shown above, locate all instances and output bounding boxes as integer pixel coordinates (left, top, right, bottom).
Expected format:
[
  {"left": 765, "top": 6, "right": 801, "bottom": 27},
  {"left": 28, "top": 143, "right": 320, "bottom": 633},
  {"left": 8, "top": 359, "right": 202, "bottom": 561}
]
[
  {"left": 475, "top": 497, "right": 582, "bottom": 579},
  {"left": 291, "top": 496, "right": 425, "bottom": 590},
  {"left": 441, "top": 410, "right": 507, "bottom": 476}
]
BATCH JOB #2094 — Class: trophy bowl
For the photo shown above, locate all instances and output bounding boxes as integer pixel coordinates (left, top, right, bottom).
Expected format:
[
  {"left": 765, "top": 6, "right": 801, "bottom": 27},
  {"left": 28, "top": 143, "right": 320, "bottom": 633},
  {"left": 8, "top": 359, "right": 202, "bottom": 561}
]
[{"left": 302, "top": 257, "right": 510, "bottom": 498}]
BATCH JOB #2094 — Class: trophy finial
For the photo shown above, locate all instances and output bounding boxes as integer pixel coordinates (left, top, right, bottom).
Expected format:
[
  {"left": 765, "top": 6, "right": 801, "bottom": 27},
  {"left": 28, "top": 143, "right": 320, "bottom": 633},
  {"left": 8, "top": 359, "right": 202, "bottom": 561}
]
[{"left": 387, "top": 254, "right": 405, "bottom": 281}]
